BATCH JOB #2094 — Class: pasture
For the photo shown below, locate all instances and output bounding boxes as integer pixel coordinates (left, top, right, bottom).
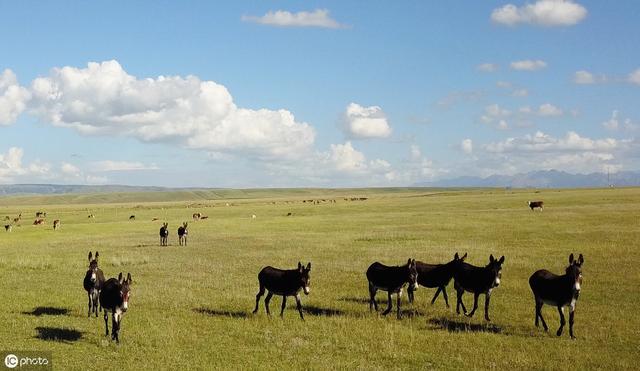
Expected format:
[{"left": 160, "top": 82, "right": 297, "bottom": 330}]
[{"left": 0, "top": 187, "right": 638, "bottom": 370}]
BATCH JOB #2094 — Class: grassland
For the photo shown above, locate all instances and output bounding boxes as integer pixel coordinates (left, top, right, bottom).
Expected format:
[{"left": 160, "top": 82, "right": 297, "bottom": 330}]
[{"left": 0, "top": 187, "right": 638, "bottom": 370}]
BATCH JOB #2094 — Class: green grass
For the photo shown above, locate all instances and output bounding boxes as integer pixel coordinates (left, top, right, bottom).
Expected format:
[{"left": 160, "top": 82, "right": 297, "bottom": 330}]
[{"left": 0, "top": 187, "right": 638, "bottom": 370}]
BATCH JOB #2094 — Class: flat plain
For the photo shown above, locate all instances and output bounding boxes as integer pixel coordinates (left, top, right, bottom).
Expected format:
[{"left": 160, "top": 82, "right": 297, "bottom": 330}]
[{"left": 0, "top": 187, "right": 638, "bottom": 370}]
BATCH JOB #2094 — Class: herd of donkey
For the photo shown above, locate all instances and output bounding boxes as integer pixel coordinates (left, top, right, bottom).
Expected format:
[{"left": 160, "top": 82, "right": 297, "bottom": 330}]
[{"left": 6, "top": 199, "right": 585, "bottom": 344}]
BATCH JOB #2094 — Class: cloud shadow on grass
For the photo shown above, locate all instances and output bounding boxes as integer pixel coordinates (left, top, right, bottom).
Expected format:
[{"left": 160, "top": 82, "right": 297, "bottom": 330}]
[
  {"left": 35, "top": 327, "right": 83, "bottom": 343},
  {"left": 428, "top": 317, "right": 502, "bottom": 334},
  {"left": 22, "top": 307, "right": 70, "bottom": 316},
  {"left": 193, "top": 307, "right": 248, "bottom": 319}
]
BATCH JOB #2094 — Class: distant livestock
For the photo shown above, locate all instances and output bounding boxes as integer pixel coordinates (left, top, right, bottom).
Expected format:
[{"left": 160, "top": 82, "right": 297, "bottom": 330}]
[
  {"left": 530, "top": 254, "right": 584, "bottom": 339},
  {"left": 454, "top": 254, "right": 504, "bottom": 322},
  {"left": 83, "top": 252, "right": 105, "bottom": 318},
  {"left": 251, "top": 214, "right": 256, "bottom": 219},
  {"left": 200, "top": 216, "right": 209, "bottom": 220},
  {"left": 33, "top": 219, "right": 45, "bottom": 225},
  {"left": 152, "top": 217, "right": 159, "bottom": 221},
  {"left": 192, "top": 213, "right": 202, "bottom": 221},
  {"left": 99, "top": 272, "right": 133, "bottom": 343},
  {"left": 159, "top": 223, "right": 169, "bottom": 246},
  {"left": 88, "top": 214, "right": 95, "bottom": 219},
  {"left": 253, "top": 262, "right": 312, "bottom": 320},
  {"left": 528, "top": 201, "right": 544, "bottom": 211},
  {"left": 366, "top": 259, "right": 418, "bottom": 319},
  {"left": 129, "top": 215, "right": 136, "bottom": 220},
  {"left": 53, "top": 219, "right": 60, "bottom": 230},
  {"left": 409, "top": 253, "right": 467, "bottom": 307},
  {"left": 4, "top": 225, "right": 11, "bottom": 232},
  {"left": 178, "top": 222, "right": 188, "bottom": 246},
  {"left": 35, "top": 211, "right": 47, "bottom": 218}
]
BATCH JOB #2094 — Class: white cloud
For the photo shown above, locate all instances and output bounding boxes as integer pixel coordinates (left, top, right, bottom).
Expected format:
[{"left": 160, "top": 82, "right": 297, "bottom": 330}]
[
  {"left": 343, "top": 103, "right": 392, "bottom": 139},
  {"left": 0, "top": 147, "right": 52, "bottom": 183},
  {"left": 602, "top": 110, "right": 638, "bottom": 132},
  {"left": 241, "top": 9, "right": 345, "bottom": 29},
  {"left": 28, "top": 60, "right": 316, "bottom": 160},
  {"left": 512, "top": 88, "right": 529, "bottom": 97},
  {"left": 628, "top": 68, "right": 640, "bottom": 85},
  {"left": 61, "top": 162, "right": 81, "bottom": 176},
  {"left": 477, "top": 63, "right": 499, "bottom": 72},
  {"left": 602, "top": 110, "right": 620, "bottom": 130},
  {"left": 410, "top": 144, "right": 422, "bottom": 160},
  {"left": 92, "top": 160, "right": 159, "bottom": 172},
  {"left": 485, "top": 131, "right": 617, "bottom": 153},
  {"left": 538, "top": 103, "right": 563, "bottom": 117},
  {"left": 461, "top": 139, "right": 473, "bottom": 154},
  {"left": 510, "top": 60, "right": 547, "bottom": 71},
  {"left": 573, "top": 70, "right": 596, "bottom": 84},
  {"left": 0, "top": 69, "right": 31, "bottom": 125},
  {"left": 491, "top": 0, "right": 587, "bottom": 27}
]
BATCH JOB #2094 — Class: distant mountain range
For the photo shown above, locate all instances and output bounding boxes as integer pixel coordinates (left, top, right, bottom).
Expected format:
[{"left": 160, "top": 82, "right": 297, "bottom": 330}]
[{"left": 415, "top": 170, "right": 640, "bottom": 188}]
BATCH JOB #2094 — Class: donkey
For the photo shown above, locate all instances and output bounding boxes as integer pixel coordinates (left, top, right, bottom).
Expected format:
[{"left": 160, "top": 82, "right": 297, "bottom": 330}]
[
  {"left": 178, "top": 222, "right": 188, "bottom": 246},
  {"left": 454, "top": 254, "right": 505, "bottom": 321},
  {"left": 83, "top": 251, "right": 105, "bottom": 317},
  {"left": 4, "top": 224, "right": 11, "bottom": 232},
  {"left": 408, "top": 253, "right": 467, "bottom": 307},
  {"left": 253, "top": 262, "right": 311, "bottom": 320},
  {"left": 53, "top": 219, "right": 60, "bottom": 230},
  {"left": 99, "top": 272, "right": 132, "bottom": 343},
  {"left": 129, "top": 215, "right": 135, "bottom": 220},
  {"left": 529, "top": 254, "right": 584, "bottom": 339},
  {"left": 366, "top": 259, "right": 418, "bottom": 319},
  {"left": 159, "top": 223, "right": 169, "bottom": 246}
]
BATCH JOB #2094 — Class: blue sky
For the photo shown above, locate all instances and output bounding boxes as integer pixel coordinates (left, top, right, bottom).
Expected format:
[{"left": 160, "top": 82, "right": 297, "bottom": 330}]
[{"left": 0, "top": 1, "right": 638, "bottom": 187}]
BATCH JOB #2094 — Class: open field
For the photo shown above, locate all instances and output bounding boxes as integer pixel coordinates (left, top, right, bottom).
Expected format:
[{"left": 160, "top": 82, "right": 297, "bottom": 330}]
[{"left": 0, "top": 187, "right": 639, "bottom": 370}]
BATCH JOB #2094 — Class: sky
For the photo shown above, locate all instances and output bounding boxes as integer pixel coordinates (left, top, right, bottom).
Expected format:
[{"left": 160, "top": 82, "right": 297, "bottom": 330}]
[{"left": 0, "top": 0, "right": 639, "bottom": 187}]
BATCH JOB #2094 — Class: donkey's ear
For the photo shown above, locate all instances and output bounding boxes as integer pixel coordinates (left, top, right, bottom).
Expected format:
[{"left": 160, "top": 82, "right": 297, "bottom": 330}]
[
  {"left": 298, "top": 262, "right": 302, "bottom": 271},
  {"left": 95, "top": 251, "right": 99, "bottom": 261},
  {"left": 306, "top": 262, "right": 311, "bottom": 271},
  {"left": 569, "top": 253, "right": 575, "bottom": 264},
  {"left": 118, "top": 272, "right": 124, "bottom": 283},
  {"left": 489, "top": 254, "right": 495, "bottom": 263},
  {"left": 578, "top": 254, "right": 584, "bottom": 265},
  {"left": 126, "top": 273, "right": 132, "bottom": 283},
  {"left": 498, "top": 256, "right": 505, "bottom": 264},
  {"left": 462, "top": 252, "right": 468, "bottom": 260},
  {"left": 88, "top": 252, "right": 92, "bottom": 261},
  {"left": 407, "top": 258, "right": 412, "bottom": 265},
  {"left": 454, "top": 252, "right": 459, "bottom": 259}
]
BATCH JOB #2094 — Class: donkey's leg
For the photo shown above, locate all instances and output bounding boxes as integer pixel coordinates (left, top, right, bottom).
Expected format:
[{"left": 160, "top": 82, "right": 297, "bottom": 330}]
[
  {"left": 456, "top": 286, "right": 463, "bottom": 314},
  {"left": 442, "top": 287, "right": 450, "bottom": 308},
  {"left": 368, "top": 282, "right": 378, "bottom": 312},
  {"left": 556, "top": 306, "right": 565, "bottom": 337},
  {"left": 430, "top": 287, "right": 442, "bottom": 305},
  {"left": 466, "top": 293, "right": 479, "bottom": 318},
  {"left": 538, "top": 302, "right": 549, "bottom": 331},
  {"left": 87, "top": 292, "right": 92, "bottom": 317},
  {"left": 264, "top": 292, "right": 273, "bottom": 316},
  {"left": 280, "top": 296, "right": 287, "bottom": 317},
  {"left": 484, "top": 293, "right": 492, "bottom": 322},
  {"left": 103, "top": 310, "right": 109, "bottom": 336},
  {"left": 112, "top": 312, "right": 120, "bottom": 343},
  {"left": 382, "top": 291, "right": 393, "bottom": 316},
  {"left": 569, "top": 303, "right": 576, "bottom": 339},
  {"left": 396, "top": 289, "right": 402, "bottom": 319},
  {"left": 253, "top": 284, "right": 265, "bottom": 314},
  {"left": 295, "top": 294, "right": 304, "bottom": 320}
]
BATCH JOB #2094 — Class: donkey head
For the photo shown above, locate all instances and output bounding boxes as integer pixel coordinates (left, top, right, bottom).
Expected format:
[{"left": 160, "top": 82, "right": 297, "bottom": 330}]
[
  {"left": 118, "top": 272, "right": 133, "bottom": 312},
  {"left": 297, "top": 262, "right": 311, "bottom": 295},
  {"left": 567, "top": 253, "right": 584, "bottom": 293},
  {"left": 450, "top": 252, "right": 468, "bottom": 268},
  {"left": 87, "top": 251, "right": 100, "bottom": 283},
  {"left": 488, "top": 254, "right": 505, "bottom": 288},
  {"left": 406, "top": 258, "right": 418, "bottom": 292}
]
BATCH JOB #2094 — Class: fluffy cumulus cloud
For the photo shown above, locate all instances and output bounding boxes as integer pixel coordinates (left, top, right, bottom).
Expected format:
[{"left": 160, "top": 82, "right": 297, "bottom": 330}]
[
  {"left": 484, "top": 131, "right": 617, "bottom": 153},
  {"left": 0, "top": 147, "right": 51, "bottom": 183},
  {"left": 602, "top": 110, "right": 638, "bottom": 131},
  {"left": 28, "top": 60, "right": 315, "bottom": 160},
  {"left": 461, "top": 139, "right": 473, "bottom": 154},
  {"left": 491, "top": 0, "right": 587, "bottom": 27},
  {"left": 0, "top": 69, "right": 31, "bottom": 125},
  {"left": 574, "top": 70, "right": 595, "bottom": 84},
  {"left": 510, "top": 60, "right": 547, "bottom": 71},
  {"left": 538, "top": 103, "right": 563, "bottom": 117},
  {"left": 343, "top": 103, "right": 392, "bottom": 139},
  {"left": 629, "top": 68, "right": 640, "bottom": 85},
  {"left": 241, "top": 9, "right": 344, "bottom": 29},
  {"left": 91, "top": 160, "right": 159, "bottom": 172},
  {"left": 477, "top": 63, "right": 499, "bottom": 72}
]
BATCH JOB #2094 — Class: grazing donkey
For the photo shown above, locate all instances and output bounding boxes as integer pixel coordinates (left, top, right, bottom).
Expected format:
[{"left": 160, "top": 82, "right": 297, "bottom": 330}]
[
  {"left": 529, "top": 254, "right": 584, "bottom": 339},
  {"left": 159, "top": 223, "right": 169, "bottom": 246},
  {"left": 129, "top": 215, "right": 136, "bottom": 220},
  {"left": 408, "top": 253, "right": 467, "bottom": 307},
  {"left": 99, "top": 272, "right": 132, "bottom": 343},
  {"left": 253, "top": 262, "right": 311, "bottom": 320},
  {"left": 83, "top": 251, "right": 105, "bottom": 317},
  {"left": 53, "top": 219, "right": 60, "bottom": 230},
  {"left": 178, "top": 222, "right": 188, "bottom": 246},
  {"left": 366, "top": 259, "right": 418, "bottom": 319},
  {"left": 454, "top": 254, "right": 505, "bottom": 321},
  {"left": 4, "top": 224, "right": 11, "bottom": 232}
]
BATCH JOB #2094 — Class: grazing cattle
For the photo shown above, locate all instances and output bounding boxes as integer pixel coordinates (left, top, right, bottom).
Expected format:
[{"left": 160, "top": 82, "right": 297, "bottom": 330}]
[
  {"left": 529, "top": 254, "right": 584, "bottom": 339},
  {"left": 13, "top": 217, "right": 20, "bottom": 224},
  {"left": 408, "top": 253, "right": 467, "bottom": 307},
  {"left": 159, "top": 223, "right": 169, "bottom": 246},
  {"left": 33, "top": 218, "right": 45, "bottom": 225},
  {"left": 286, "top": 212, "right": 292, "bottom": 216},
  {"left": 366, "top": 259, "right": 418, "bottom": 319},
  {"left": 53, "top": 219, "right": 60, "bottom": 230},
  {"left": 528, "top": 201, "right": 544, "bottom": 211},
  {"left": 251, "top": 214, "right": 257, "bottom": 219},
  {"left": 83, "top": 252, "right": 105, "bottom": 318},
  {"left": 88, "top": 214, "right": 95, "bottom": 219},
  {"left": 454, "top": 255, "right": 505, "bottom": 321},
  {"left": 35, "top": 211, "right": 46, "bottom": 218},
  {"left": 99, "top": 272, "right": 132, "bottom": 343},
  {"left": 253, "top": 262, "right": 312, "bottom": 320},
  {"left": 4, "top": 225, "right": 11, "bottom": 232},
  {"left": 192, "top": 213, "right": 202, "bottom": 221},
  {"left": 129, "top": 215, "right": 136, "bottom": 220},
  {"left": 200, "top": 216, "right": 209, "bottom": 220},
  {"left": 178, "top": 222, "right": 188, "bottom": 246}
]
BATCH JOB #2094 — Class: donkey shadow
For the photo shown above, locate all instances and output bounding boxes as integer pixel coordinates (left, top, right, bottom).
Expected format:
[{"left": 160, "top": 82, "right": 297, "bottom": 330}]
[
  {"left": 35, "top": 327, "right": 83, "bottom": 343},
  {"left": 428, "top": 317, "right": 502, "bottom": 334},
  {"left": 193, "top": 307, "right": 248, "bottom": 319},
  {"left": 303, "top": 305, "right": 345, "bottom": 317},
  {"left": 22, "top": 307, "right": 70, "bottom": 316}
]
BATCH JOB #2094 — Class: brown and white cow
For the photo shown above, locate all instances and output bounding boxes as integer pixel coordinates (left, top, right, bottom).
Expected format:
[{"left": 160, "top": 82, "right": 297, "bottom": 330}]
[{"left": 528, "top": 201, "right": 544, "bottom": 211}]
